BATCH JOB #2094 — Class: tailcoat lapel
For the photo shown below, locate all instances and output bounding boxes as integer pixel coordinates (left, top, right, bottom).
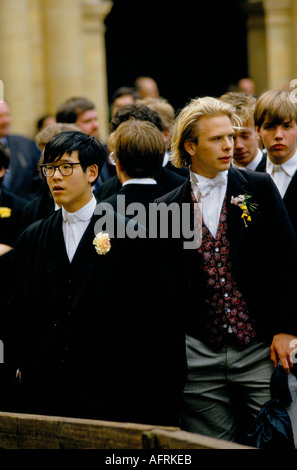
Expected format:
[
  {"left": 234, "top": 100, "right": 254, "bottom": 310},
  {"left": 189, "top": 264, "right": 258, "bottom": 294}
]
[
  {"left": 45, "top": 210, "right": 70, "bottom": 311},
  {"left": 226, "top": 167, "right": 249, "bottom": 255},
  {"left": 44, "top": 205, "right": 125, "bottom": 314},
  {"left": 69, "top": 207, "right": 121, "bottom": 312},
  {"left": 175, "top": 170, "right": 260, "bottom": 265},
  {"left": 226, "top": 167, "right": 261, "bottom": 259},
  {"left": 283, "top": 169, "right": 297, "bottom": 207},
  {"left": 69, "top": 214, "right": 100, "bottom": 312},
  {"left": 44, "top": 210, "right": 99, "bottom": 314},
  {"left": 174, "top": 173, "right": 252, "bottom": 278},
  {"left": 173, "top": 180, "right": 199, "bottom": 279}
]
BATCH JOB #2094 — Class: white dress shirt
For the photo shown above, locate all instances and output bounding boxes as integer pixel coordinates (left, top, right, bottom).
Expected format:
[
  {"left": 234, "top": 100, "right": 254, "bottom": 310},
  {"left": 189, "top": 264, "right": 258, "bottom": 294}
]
[
  {"left": 190, "top": 169, "right": 228, "bottom": 239},
  {"left": 162, "top": 151, "right": 170, "bottom": 167},
  {"left": 122, "top": 178, "right": 157, "bottom": 186},
  {"left": 232, "top": 148, "right": 263, "bottom": 172},
  {"left": 62, "top": 195, "right": 97, "bottom": 262},
  {"left": 266, "top": 151, "right": 297, "bottom": 198}
]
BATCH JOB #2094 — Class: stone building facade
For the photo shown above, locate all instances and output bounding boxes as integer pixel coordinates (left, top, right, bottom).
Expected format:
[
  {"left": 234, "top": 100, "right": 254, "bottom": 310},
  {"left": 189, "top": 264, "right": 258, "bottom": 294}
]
[
  {"left": 0, "top": 0, "right": 297, "bottom": 140},
  {"left": 246, "top": 0, "right": 297, "bottom": 95},
  {"left": 0, "top": 0, "right": 112, "bottom": 140}
]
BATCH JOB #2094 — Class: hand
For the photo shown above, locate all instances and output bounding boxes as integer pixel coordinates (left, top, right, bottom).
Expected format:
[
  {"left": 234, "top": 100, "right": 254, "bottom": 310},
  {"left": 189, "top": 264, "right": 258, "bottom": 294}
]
[
  {"left": 270, "top": 333, "right": 297, "bottom": 374},
  {"left": 0, "top": 243, "right": 12, "bottom": 255}
]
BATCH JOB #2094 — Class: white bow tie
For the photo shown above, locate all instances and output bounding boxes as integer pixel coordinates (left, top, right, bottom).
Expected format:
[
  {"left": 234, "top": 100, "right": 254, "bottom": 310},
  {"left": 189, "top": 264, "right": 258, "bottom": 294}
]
[
  {"left": 62, "top": 211, "right": 79, "bottom": 223},
  {"left": 196, "top": 172, "right": 227, "bottom": 197}
]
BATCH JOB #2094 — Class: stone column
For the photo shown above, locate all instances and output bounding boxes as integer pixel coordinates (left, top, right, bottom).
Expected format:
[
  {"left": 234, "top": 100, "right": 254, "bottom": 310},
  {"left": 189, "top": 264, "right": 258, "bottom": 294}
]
[
  {"left": 0, "top": 0, "right": 36, "bottom": 136},
  {"left": 41, "top": 0, "right": 85, "bottom": 114},
  {"left": 28, "top": 0, "right": 47, "bottom": 128},
  {"left": 263, "top": 0, "right": 293, "bottom": 89},
  {"left": 245, "top": 0, "right": 268, "bottom": 95},
  {"left": 82, "top": 0, "right": 113, "bottom": 142},
  {"left": 291, "top": 0, "right": 297, "bottom": 81}
]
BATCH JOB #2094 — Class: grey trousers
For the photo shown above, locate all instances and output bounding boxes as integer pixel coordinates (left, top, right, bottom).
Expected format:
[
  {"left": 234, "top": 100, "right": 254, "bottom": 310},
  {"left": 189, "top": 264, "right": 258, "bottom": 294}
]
[{"left": 180, "top": 335, "right": 297, "bottom": 446}]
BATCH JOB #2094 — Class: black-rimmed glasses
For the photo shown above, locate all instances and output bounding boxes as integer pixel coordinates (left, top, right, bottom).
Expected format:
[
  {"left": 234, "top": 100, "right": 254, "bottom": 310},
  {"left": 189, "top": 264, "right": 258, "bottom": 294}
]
[{"left": 40, "top": 162, "right": 81, "bottom": 177}]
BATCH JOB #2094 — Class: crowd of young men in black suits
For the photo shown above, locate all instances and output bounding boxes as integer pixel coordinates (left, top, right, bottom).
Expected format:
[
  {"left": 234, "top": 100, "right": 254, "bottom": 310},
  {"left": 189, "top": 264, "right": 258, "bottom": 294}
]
[{"left": 1, "top": 90, "right": 297, "bottom": 448}]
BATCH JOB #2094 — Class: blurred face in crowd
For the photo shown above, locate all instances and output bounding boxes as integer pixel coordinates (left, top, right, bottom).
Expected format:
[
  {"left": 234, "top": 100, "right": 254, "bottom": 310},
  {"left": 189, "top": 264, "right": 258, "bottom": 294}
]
[
  {"left": 111, "top": 95, "right": 135, "bottom": 118},
  {"left": 257, "top": 119, "right": 297, "bottom": 164},
  {"left": 233, "top": 121, "right": 259, "bottom": 167},
  {"left": 238, "top": 78, "right": 256, "bottom": 96},
  {"left": 40, "top": 116, "right": 56, "bottom": 130},
  {"left": 185, "top": 115, "right": 234, "bottom": 178},
  {"left": 137, "top": 78, "right": 159, "bottom": 99},
  {"left": 0, "top": 101, "right": 11, "bottom": 138},
  {"left": 76, "top": 109, "right": 99, "bottom": 138}
]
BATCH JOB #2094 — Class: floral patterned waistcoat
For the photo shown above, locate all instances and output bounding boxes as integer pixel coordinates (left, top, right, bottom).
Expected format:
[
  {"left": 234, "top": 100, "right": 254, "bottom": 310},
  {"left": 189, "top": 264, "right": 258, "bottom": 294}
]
[{"left": 192, "top": 193, "right": 258, "bottom": 348}]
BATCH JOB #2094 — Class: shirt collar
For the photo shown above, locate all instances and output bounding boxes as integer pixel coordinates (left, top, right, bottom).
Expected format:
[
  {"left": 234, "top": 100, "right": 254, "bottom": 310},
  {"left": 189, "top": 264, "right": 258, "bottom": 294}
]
[
  {"left": 122, "top": 178, "right": 157, "bottom": 186},
  {"left": 162, "top": 151, "right": 170, "bottom": 167},
  {"left": 266, "top": 150, "right": 297, "bottom": 177},
  {"left": 246, "top": 148, "right": 263, "bottom": 171},
  {"left": 190, "top": 169, "right": 228, "bottom": 199},
  {"left": 62, "top": 194, "right": 96, "bottom": 222},
  {"left": 232, "top": 149, "right": 263, "bottom": 171},
  {"left": 190, "top": 168, "right": 228, "bottom": 185}
]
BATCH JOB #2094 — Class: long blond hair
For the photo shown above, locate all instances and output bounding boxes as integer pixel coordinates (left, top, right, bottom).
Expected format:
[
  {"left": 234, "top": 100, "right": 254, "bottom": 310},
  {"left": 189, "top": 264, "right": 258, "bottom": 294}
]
[{"left": 170, "top": 96, "right": 241, "bottom": 168}]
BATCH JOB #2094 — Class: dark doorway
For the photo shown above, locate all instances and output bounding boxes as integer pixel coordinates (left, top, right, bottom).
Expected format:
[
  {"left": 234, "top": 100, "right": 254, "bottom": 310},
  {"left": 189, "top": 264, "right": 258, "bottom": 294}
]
[{"left": 104, "top": 0, "right": 248, "bottom": 113}]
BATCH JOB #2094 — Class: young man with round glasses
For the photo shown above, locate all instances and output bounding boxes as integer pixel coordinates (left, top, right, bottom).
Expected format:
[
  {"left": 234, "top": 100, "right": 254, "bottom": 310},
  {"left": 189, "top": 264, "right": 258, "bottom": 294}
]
[{"left": 5, "top": 130, "right": 184, "bottom": 425}]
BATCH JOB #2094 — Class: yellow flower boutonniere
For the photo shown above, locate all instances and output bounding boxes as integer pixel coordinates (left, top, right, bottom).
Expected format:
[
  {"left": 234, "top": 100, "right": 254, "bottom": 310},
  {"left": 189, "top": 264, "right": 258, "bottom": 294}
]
[
  {"left": 0, "top": 207, "right": 11, "bottom": 218},
  {"left": 231, "top": 194, "right": 258, "bottom": 227},
  {"left": 93, "top": 232, "right": 111, "bottom": 255}
]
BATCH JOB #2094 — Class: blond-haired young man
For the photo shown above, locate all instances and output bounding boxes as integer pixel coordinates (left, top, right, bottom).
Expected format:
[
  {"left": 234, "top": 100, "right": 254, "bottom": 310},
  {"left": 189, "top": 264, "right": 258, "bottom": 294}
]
[
  {"left": 220, "top": 92, "right": 265, "bottom": 171},
  {"left": 156, "top": 96, "right": 297, "bottom": 446}
]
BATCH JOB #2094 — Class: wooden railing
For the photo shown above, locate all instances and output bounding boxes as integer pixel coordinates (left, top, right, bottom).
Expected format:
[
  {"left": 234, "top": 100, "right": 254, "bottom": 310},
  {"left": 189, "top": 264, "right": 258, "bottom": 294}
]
[{"left": 0, "top": 411, "right": 253, "bottom": 449}]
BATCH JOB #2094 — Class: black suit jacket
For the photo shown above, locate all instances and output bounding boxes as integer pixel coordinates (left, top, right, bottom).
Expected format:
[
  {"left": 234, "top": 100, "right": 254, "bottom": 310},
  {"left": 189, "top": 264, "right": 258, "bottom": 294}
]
[
  {"left": 155, "top": 167, "right": 297, "bottom": 343},
  {"left": 164, "top": 161, "right": 189, "bottom": 178},
  {"left": 282, "top": 172, "right": 297, "bottom": 236},
  {"left": 101, "top": 182, "right": 166, "bottom": 213},
  {"left": 18, "top": 184, "right": 55, "bottom": 234},
  {"left": 4, "top": 135, "right": 42, "bottom": 200},
  {"left": 254, "top": 152, "right": 267, "bottom": 172},
  {"left": 95, "top": 167, "right": 186, "bottom": 202},
  {"left": 6, "top": 208, "right": 185, "bottom": 424},
  {"left": 0, "top": 188, "right": 27, "bottom": 246},
  {"left": 256, "top": 153, "right": 297, "bottom": 236}
]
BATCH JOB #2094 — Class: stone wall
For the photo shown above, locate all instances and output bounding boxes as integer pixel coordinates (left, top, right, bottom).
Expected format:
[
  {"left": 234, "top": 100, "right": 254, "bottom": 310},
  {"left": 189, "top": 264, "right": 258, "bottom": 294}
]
[{"left": 0, "top": 0, "right": 112, "bottom": 140}]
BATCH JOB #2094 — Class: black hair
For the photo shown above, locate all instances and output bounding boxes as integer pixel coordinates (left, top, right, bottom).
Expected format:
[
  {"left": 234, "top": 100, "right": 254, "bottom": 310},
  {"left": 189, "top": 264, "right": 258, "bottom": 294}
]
[
  {"left": 36, "top": 114, "right": 54, "bottom": 131},
  {"left": 110, "top": 103, "right": 163, "bottom": 132},
  {"left": 43, "top": 131, "right": 106, "bottom": 185}
]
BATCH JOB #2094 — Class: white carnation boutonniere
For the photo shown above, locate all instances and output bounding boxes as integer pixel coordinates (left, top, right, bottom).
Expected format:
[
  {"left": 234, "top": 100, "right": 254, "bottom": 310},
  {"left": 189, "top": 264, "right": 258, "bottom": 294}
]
[
  {"left": 231, "top": 194, "right": 258, "bottom": 227},
  {"left": 93, "top": 232, "right": 111, "bottom": 255},
  {"left": 0, "top": 207, "right": 11, "bottom": 218}
]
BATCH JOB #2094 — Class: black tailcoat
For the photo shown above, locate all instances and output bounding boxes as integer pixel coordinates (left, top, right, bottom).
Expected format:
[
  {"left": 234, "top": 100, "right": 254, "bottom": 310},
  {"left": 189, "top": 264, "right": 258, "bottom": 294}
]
[
  {"left": 0, "top": 188, "right": 27, "bottom": 246},
  {"left": 6, "top": 207, "right": 185, "bottom": 424},
  {"left": 282, "top": 171, "right": 297, "bottom": 236},
  {"left": 95, "top": 168, "right": 186, "bottom": 202},
  {"left": 155, "top": 167, "right": 297, "bottom": 343},
  {"left": 256, "top": 153, "right": 297, "bottom": 236},
  {"left": 102, "top": 183, "right": 166, "bottom": 213}
]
